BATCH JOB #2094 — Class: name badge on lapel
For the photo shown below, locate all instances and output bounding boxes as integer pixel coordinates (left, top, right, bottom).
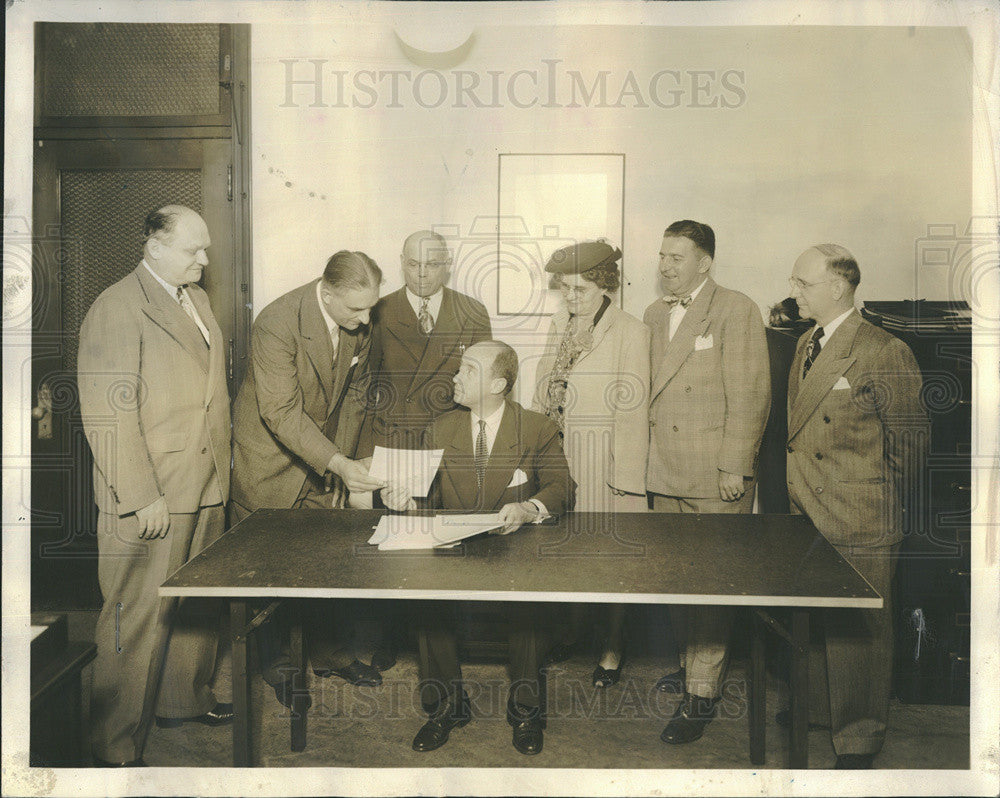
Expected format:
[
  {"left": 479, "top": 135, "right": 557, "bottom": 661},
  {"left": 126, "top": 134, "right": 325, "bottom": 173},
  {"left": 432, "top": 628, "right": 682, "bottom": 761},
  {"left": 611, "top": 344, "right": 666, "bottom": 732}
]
[{"left": 694, "top": 333, "right": 714, "bottom": 351}]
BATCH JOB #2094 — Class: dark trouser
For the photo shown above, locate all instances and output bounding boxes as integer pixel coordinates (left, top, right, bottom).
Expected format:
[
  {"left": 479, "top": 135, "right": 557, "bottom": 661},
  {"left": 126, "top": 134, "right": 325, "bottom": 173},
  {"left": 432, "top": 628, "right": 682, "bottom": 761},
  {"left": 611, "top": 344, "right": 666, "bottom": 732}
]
[
  {"left": 416, "top": 601, "right": 549, "bottom": 712},
  {"left": 811, "top": 543, "right": 899, "bottom": 756}
]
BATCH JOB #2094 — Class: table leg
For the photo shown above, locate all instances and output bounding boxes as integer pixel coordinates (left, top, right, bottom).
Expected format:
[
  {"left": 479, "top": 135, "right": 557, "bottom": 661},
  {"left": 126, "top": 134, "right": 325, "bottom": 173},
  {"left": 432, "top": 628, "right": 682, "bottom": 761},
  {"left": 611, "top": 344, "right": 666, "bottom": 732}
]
[
  {"left": 289, "top": 610, "right": 308, "bottom": 752},
  {"left": 789, "top": 609, "right": 809, "bottom": 769},
  {"left": 230, "top": 600, "right": 252, "bottom": 767},
  {"left": 749, "top": 610, "right": 766, "bottom": 766}
]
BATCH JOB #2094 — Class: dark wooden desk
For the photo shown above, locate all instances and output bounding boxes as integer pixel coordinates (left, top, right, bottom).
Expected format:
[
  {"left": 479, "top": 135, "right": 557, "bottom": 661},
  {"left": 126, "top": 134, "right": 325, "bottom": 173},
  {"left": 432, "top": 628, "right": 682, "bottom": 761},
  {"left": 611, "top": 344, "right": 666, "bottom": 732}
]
[{"left": 161, "top": 509, "right": 880, "bottom": 768}]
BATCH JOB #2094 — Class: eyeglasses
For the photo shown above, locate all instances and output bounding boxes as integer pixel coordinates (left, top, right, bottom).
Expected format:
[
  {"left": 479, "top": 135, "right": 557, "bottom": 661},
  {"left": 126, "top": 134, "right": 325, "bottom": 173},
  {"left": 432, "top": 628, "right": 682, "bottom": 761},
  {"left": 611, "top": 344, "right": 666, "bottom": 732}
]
[
  {"left": 405, "top": 259, "right": 452, "bottom": 269},
  {"left": 557, "top": 283, "right": 597, "bottom": 295},
  {"left": 788, "top": 276, "right": 835, "bottom": 291}
]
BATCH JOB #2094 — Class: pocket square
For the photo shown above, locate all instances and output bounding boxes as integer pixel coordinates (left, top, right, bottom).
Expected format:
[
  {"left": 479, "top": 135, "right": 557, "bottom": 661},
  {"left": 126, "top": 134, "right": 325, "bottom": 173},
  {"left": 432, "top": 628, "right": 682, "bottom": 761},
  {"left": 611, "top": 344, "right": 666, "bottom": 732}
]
[
  {"left": 833, "top": 376, "right": 851, "bottom": 390},
  {"left": 694, "top": 334, "right": 714, "bottom": 351},
  {"left": 507, "top": 468, "right": 528, "bottom": 488},
  {"left": 350, "top": 355, "right": 360, "bottom": 367}
]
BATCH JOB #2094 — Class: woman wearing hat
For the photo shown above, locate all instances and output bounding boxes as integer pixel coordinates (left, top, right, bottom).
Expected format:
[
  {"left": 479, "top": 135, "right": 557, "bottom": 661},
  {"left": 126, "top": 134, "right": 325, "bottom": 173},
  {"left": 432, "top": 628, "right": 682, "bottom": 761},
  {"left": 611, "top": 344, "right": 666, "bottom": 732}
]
[{"left": 532, "top": 240, "right": 651, "bottom": 687}]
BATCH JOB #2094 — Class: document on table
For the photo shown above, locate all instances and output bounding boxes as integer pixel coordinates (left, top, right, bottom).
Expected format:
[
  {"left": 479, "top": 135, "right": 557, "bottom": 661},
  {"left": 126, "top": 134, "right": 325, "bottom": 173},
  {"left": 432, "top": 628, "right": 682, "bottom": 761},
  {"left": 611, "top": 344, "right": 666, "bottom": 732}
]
[
  {"left": 368, "top": 446, "right": 443, "bottom": 497},
  {"left": 367, "top": 514, "right": 504, "bottom": 550}
]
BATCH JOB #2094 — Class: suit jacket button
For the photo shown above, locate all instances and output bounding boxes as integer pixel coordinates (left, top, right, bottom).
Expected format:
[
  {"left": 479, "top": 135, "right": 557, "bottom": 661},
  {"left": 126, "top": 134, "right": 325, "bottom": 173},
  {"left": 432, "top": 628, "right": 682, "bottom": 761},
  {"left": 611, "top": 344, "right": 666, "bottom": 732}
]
[
  {"left": 672, "top": 425, "right": 679, "bottom": 432},
  {"left": 815, "top": 486, "right": 824, "bottom": 494},
  {"left": 201, "top": 447, "right": 208, "bottom": 454},
  {"left": 815, "top": 452, "right": 823, "bottom": 460},
  {"left": 823, "top": 415, "right": 831, "bottom": 423},
  {"left": 685, "top": 386, "right": 691, "bottom": 393},
  {"left": 649, "top": 420, "right": 656, "bottom": 427},
  {"left": 786, "top": 445, "right": 794, "bottom": 453}
]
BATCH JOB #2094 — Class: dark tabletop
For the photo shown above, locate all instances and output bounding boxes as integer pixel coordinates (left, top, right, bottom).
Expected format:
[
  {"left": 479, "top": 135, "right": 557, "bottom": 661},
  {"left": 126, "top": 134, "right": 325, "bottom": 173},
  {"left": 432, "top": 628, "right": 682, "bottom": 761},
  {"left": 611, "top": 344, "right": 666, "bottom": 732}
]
[{"left": 160, "top": 510, "right": 880, "bottom": 608}]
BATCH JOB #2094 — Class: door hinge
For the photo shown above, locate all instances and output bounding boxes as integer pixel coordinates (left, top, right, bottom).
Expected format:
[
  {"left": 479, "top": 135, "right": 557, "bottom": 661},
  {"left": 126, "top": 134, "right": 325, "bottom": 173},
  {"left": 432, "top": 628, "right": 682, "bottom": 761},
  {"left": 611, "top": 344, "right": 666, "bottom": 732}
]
[{"left": 227, "top": 164, "right": 233, "bottom": 202}]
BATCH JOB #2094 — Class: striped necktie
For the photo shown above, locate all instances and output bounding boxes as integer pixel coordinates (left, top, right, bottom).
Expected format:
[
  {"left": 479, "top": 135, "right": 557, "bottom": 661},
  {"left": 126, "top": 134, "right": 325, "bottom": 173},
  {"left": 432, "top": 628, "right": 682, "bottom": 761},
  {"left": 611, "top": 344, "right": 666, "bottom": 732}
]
[
  {"left": 802, "top": 326, "right": 824, "bottom": 378},
  {"left": 474, "top": 419, "right": 488, "bottom": 490}
]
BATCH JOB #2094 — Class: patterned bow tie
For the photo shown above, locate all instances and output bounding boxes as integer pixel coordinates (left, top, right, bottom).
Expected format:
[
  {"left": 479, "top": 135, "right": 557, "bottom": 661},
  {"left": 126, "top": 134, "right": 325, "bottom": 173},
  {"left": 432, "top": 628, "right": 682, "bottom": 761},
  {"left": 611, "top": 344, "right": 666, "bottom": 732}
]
[{"left": 663, "top": 294, "right": 693, "bottom": 308}]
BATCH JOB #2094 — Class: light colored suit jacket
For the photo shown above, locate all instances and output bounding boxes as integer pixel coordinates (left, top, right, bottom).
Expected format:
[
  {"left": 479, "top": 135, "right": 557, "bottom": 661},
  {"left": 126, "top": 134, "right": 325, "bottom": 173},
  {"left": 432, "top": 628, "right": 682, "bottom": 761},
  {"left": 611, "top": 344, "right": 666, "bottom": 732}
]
[
  {"left": 78, "top": 265, "right": 230, "bottom": 515},
  {"left": 368, "top": 286, "right": 491, "bottom": 447},
  {"left": 426, "top": 400, "right": 576, "bottom": 515},
  {"left": 786, "top": 310, "right": 927, "bottom": 548},
  {"left": 231, "top": 279, "right": 372, "bottom": 511},
  {"left": 644, "top": 277, "right": 770, "bottom": 498},
  {"left": 531, "top": 303, "right": 650, "bottom": 505}
]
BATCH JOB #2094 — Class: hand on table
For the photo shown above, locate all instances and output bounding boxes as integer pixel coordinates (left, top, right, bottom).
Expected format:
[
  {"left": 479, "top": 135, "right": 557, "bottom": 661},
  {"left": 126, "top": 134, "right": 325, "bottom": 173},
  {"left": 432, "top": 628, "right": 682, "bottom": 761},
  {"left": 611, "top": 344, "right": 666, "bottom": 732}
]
[
  {"left": 718, "top": 470, "right": 748, "bottom": 502},
  {"left": 382, "top": 483, "right": 416, "bottom": 513},
  {"left": 495, "top": 501, "right": 538, "bottom": 535},
  {"left": 136, "top": 496, "right": 170, "bottom": 539}
]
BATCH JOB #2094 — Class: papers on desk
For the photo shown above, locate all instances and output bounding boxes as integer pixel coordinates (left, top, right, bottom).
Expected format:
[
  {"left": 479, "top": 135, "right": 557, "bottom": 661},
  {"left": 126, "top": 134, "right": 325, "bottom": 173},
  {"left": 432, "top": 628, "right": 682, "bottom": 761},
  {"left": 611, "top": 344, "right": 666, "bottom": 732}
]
[
  {"left": 368, "top": 446, "right": 443, "bottom": 497},
  {"left": 367, "top": 514, "right": 504, "bottom": 550}
]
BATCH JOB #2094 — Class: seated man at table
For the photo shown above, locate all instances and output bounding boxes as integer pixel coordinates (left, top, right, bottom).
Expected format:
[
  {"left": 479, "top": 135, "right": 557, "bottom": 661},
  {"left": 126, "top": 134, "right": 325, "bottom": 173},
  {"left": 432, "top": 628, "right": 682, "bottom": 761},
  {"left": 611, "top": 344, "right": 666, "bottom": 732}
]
[{"left": 386, "top": 340, "right": 576, "bottom": 755}]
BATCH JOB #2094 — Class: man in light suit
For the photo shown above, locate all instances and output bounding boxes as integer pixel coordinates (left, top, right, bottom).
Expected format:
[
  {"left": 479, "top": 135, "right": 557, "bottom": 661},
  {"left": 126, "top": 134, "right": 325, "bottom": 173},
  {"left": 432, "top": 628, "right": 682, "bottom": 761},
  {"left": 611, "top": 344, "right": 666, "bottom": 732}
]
[
  {"left": 79, "top": 205, "right": 232, "bottom": 766},
  {"left": 644, "top": 220, "right": 770, "bottom": 744},
  {"left": 369, "top": 229, "right": 492, "bottom": 449},
  {"left": 785, "top": 244, "right": 926, "bottom": 768},
  {"left": 388, "top": 341, "right": 576, "bottom": 756},
  {"left": 230, "top": 250, "right": 387, "bottom": 701}
]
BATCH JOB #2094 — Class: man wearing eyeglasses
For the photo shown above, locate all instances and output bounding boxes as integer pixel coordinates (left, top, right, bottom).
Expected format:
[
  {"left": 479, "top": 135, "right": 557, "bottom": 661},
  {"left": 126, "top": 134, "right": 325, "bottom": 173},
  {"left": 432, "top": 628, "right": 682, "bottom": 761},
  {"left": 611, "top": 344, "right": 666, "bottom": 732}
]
[
  {"left": 785, "top": 244, "right": 926, "bottom": 769},
  {"left": 645, "top": 219, "right": 770, "bottom": 746}
]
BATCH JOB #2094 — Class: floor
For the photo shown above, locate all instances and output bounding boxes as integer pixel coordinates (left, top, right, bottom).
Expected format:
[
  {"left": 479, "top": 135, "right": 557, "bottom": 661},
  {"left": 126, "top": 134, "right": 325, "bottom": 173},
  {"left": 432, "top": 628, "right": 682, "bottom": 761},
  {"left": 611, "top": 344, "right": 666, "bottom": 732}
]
[{"left": 62, "top": 610, "right": 970, "bottom": 770}]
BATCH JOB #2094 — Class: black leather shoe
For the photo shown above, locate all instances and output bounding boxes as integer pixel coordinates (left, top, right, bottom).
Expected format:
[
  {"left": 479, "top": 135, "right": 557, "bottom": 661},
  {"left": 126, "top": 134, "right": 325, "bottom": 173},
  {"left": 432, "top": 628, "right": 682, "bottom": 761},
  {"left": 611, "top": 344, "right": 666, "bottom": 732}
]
[
  {"left": 314, "top": 659, "right": 382, "bottom": 687},
  {"left": 272, "top": 679, "right": 313, "bottom": 710},
  {"left": 655, "top": 667, "right": 686, "bottom": 693},
  {"left": 775, "top": 709, "right": 830, "bottom": 731},
  {"left": 659, "top": 693, "right": 718, "bottom": 744},
  {"left": 371, "top": 648, "right": 397, "bottom": 672},
  {"left": 835, "top": 753, "right": 875, "bottom": 769},
  {"left": 93, "top": 756, "right": 147, "bottom": 767},
  {"left": 155, "top": 702, "right": 234, "bottom": 728},
  {"left": 592, "top": 653, "right": 625, "bottom": 688},
  {"left": 412, "top": 695, "right": 471, "bottom": 752},
  {"left": 508, "top": 705, "right": 544, "bottom": 756}
]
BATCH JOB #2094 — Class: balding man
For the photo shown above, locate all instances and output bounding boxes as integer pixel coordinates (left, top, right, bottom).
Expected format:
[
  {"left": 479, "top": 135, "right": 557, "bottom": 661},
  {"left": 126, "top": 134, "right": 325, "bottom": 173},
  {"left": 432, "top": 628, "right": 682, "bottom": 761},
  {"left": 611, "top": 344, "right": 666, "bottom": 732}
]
[
  {"left": 368, "top": 230, "right": 492, "bottom": 450},
  {"left": 231, "top": 250, "right": 387, "bottom": 701},
  {"left": 79, "top": 205, "right": 233, "bottom": 766},
  {"left": 785, "top": 244, "right": 926, "bottom": 768}
]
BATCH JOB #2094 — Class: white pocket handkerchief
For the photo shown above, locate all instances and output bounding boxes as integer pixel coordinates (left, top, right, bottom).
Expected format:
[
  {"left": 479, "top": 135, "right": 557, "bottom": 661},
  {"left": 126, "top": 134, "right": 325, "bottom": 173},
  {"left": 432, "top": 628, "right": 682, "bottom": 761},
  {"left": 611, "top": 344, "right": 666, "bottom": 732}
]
[
  {"left": 833, "top": 376, "right": 851, "bottom": 390},
  {"left": 507, "top": 468, "right": 528, "bottom": 488},
  {"left": 694, "top": 333, "right": 714, "bottom": 351},
  {"left": 350, "top": 355, "right": 360, "bottom": 367}
]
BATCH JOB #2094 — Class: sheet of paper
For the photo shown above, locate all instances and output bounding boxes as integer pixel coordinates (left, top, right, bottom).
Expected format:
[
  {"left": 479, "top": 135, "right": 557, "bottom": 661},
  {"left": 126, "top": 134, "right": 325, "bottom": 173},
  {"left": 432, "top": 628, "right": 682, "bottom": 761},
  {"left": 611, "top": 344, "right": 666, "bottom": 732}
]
[
  {"left": 367, "top": 513, "right": 504, "bottom": 550},
  {"left": 368, "top": 446, "right": 443, "bottom": 498}
]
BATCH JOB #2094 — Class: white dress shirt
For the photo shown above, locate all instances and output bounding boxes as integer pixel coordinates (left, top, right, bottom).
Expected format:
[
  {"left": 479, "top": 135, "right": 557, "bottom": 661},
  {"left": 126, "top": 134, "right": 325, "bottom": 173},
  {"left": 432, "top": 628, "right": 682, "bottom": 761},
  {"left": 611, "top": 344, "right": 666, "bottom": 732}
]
[
  {"left": 816, "top": 307, "right": 855, "bottom": 349},
  {"left": 667, "top": 277, "right": 708, "bottom": 340},
  {"left": 142, "top": 259, "right": 210, "bottom": 344},
  {"left": 405, "top": 287, "right": 444, "bottom": 328},
  {"left": 316, "top": 280, "right": 340, "bottom": 357}
]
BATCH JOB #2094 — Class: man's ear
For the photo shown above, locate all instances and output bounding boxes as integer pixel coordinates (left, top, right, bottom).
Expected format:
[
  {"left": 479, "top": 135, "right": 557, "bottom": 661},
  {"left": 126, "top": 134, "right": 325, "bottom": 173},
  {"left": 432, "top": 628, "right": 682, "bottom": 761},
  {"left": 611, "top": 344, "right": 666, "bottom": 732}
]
[
  {"left": 146, "top": 237, "right": 163, "bottom": 260},
  {"left": 490, "top": 377, "right": 507, "bottom": 396},
  {"left": 697, "top": 255, "right": 713, "bottom": 274}
]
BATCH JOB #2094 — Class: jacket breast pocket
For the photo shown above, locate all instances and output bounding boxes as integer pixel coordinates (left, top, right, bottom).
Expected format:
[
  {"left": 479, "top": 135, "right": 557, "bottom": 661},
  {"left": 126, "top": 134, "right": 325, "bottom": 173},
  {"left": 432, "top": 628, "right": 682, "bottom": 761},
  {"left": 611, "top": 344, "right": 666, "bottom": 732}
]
[{"left": 146, "top": 431, "right": 188, "bottom": 452}]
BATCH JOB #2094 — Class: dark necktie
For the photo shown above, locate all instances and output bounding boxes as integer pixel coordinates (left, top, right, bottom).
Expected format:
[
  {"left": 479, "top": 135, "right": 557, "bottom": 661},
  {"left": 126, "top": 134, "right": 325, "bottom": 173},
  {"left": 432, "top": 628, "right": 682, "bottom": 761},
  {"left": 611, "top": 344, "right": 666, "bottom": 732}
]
[
  {"left": 664, "top": 294, "right": 693, "bottom": 309},
  {"left": 802, "top": 326, "right": 824, "bottom": 378},
  {"left": 474, "top": 419, "right": 488, "bottom": 490}
]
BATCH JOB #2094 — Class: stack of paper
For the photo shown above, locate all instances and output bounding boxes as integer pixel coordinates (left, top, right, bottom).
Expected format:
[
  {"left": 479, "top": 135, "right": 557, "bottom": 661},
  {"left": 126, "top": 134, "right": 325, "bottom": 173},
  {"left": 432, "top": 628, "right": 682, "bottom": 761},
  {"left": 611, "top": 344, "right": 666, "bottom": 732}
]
[
  {"left": 368, "top": 446, "right": 443, "bottom": 497},
  {"left": 367, "top": 514, "right": 504, "bottom": 550}
]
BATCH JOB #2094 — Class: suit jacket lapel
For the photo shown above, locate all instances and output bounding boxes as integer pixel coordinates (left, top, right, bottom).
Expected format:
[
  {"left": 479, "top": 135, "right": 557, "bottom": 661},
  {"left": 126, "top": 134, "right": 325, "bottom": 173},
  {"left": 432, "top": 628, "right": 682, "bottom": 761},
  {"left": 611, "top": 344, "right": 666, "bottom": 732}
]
[
  {"left": 788, "top": 311, "right": 861, "bottom": 440},
  {"left": 187, "top": 284, "right": 223, "bottom": 403},
  {"left": 480, "top": 401, "right": 520, "bottom": 510},
  {"left": 650, "top": 278, "right": 715, "bottom": 400},
  {"left": 573, "top": 299, "right": 615, "bottom": 367},
  {"left": 442, "top": 410, "right": 478, "bottom": 509},
  {"left": 411, "top": 287, "right": 459, "bottom": 395},
  {"left": 382, "top": 289, "right": 426, "bottom": 365},
  {"left": 328, "top": 327, "right": 361, "bottom": 417},
  {"left": 135, "top": 267, "right": 210, "bottom": 373},
  {"left": 300, "top": 280, "right": 335, "bottom": 402}
]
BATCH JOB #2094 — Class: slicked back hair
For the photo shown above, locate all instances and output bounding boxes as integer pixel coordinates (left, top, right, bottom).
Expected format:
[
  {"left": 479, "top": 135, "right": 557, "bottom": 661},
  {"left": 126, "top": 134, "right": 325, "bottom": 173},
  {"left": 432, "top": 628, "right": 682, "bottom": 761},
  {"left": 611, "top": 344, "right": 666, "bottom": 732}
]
[
  {"left": 322, "top": 250, "right": 382, "bottom": 292},
  {"left": 487, "top": 341, "right": 519, "bottom": 397},
  {"left": 813, "top": 243, "right": 861, "bottom": 288},
  {"left": 663, "top": 220, "right": 716, "bottom": 260}
]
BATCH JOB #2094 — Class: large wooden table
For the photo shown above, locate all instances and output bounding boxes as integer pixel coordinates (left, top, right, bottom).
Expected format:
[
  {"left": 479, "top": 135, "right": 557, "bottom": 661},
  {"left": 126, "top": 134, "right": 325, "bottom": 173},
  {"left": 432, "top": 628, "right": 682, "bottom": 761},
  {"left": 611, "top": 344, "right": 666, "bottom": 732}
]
[{"left": 160, "top": 509, "right": 881, "bottom": 768}]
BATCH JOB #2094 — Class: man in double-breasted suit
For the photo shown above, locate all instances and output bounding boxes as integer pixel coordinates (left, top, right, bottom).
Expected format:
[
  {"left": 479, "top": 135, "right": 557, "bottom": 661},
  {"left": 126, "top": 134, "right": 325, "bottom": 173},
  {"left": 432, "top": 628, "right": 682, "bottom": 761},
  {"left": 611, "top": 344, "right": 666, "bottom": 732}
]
[
  {"left": 230, "top": 250, "right": 387, "bottom": 700},
  {"left": 368, "top": 229, "right": 492, "bottom": 449},
  {"left": 388, "top": 341, "right": 576, "bottom": 756},
  {"left": 79, "top": 205, "right": 232, "bottom": 766},
  {"left": 785, "top": 244, "right": 926, "bottom": 768},
  {"left": 644, "top": 220, "right": 770, "bottom": 745}
]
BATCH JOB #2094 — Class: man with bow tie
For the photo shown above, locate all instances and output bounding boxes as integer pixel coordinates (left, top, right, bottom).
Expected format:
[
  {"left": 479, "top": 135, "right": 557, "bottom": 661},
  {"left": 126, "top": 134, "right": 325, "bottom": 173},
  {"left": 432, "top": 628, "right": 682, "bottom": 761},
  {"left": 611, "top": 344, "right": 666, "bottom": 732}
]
[
  {"left": 785, "top": 244, "right": 926, "bottom": 768},
  {"left": 230, "top": 250, "right": 387, "bottom": 701},
  {"left": 78, "top": 206, "right": 233, "bottom": 765},
  {"left": 644, "top": 220, "right": 770, "bottom": 745}
]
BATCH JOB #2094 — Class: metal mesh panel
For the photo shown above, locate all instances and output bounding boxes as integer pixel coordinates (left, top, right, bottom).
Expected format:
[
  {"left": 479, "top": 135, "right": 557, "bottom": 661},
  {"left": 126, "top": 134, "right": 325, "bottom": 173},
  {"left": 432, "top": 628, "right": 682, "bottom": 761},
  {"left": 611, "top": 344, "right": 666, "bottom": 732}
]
[
  {"left": 60, "top": 169, "right": 202, "bottom": 370},
  {"left": 42, "top": 23, "right": 221, "bottom": 117}
]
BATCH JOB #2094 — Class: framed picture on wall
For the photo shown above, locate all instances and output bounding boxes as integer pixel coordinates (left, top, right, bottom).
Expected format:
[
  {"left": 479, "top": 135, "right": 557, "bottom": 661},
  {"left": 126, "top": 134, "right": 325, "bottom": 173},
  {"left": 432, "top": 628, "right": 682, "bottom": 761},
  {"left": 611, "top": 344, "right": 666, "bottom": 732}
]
[{"left": 495, "top": 153, "right": 625, "bottom": 316}]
